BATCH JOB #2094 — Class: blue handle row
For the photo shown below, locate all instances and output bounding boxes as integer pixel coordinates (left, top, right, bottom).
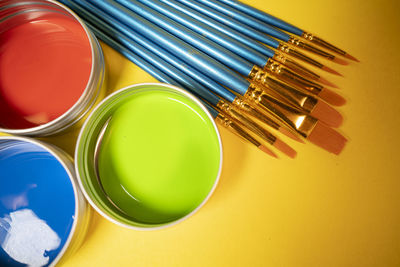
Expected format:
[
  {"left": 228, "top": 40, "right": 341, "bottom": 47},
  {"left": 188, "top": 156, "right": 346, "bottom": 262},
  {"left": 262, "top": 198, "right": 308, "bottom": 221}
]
[
  {"left": 159, "top": 0, "right": 275, "bottom": 58},
  {"left": 86, "top": 24, "right": 175, "bottom": 85},
  {"left": 115, "top": 0, "right": 255, "bottom": 76},
  {"left": 218, "top": 0, "right": 304, "bottom": 36},
  {"left": 174, "top": 0, "right": 281, "bottom": 48},
  {"left": 136, "top": 0, "right": 269, "bottom": 67},
  {"left": 89, "top": 21, "right": 220, "bottom": 119},
  {"left": 197, "top": 0, "right": 290, "bottom": 42},
  {"left": 66, "top": 0, "right": 237, "bottom": 103},
  {"left": 65, "top": 0, "right": 222, "bottom": 106},
  {"left": 59, "top": 0, "right": 229, "bottom": 118},
  {"left": 90, "top": 0, "right": 250, "bottom": 96}
]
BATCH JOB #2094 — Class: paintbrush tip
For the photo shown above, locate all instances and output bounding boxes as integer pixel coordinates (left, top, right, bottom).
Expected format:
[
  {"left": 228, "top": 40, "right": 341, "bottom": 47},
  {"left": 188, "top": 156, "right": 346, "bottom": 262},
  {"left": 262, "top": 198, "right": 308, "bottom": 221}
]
[
  {"left": 318, "top": 88, "right": 346, "bottom": 106},
  {"left": 279, "top": 126, "right": 305, "bottom": 143},
  {"left": 344, "top": 53, "right": 359, "bottom": 62},
  {"left": 310, "top": 100, "right": 343, "bottom": 128},
  {"left": 322, "top": 65, "right": 342, "bottom": 76},
  {"left": 259, "top": 145, "right": 278, "bottom": 158},
  {"left": 307, "top": 121, "right": 347, "bottom": 155},
  {"left": 318, "top": 77, "right": 339, "bottom": 89},
  {"left": 273, "top": 139, "right": 297, "bottom": 158},
  {"left": 332, "top": 56, "right": 349, "bottom": 65}
]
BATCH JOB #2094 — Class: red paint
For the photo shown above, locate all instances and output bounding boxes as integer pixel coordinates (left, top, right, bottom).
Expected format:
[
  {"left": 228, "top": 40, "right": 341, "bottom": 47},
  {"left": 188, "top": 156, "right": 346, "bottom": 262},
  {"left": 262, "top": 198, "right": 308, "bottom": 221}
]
[{"left": 0, "top": 13, "right": 92, "bottom": 129}]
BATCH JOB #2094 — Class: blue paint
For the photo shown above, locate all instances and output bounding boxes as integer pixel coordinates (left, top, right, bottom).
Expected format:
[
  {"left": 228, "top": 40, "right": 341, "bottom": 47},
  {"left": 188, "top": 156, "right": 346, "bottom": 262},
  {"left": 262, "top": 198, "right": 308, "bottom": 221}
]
[{"left": 0, "top": 139, "right": 76, "bottom": 267}]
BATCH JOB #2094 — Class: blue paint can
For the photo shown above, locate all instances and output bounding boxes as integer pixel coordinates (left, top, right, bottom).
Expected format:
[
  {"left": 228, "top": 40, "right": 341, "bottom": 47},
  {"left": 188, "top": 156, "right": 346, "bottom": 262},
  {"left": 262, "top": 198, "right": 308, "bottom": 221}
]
[{"left": 0, "top": 136, "right": 90, "bottom": 266}]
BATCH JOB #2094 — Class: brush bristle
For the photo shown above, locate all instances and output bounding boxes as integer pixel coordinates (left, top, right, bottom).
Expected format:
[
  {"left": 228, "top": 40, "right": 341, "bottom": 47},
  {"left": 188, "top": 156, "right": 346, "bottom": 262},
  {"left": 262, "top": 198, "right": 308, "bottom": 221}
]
[
  {"left": 273, "top": 139, "right": 297, "bottom": 158},
  {"left": 279, "top": 126, "right": 305, "bottom": 143},
  {"left": 310, "top": 100, "right": 343, "bottom": 128},
  {"left": 318, "top": 88, "right": 346, "bottom": 106},
  {"left": 259, "top": 145, "right": 278, "bottom": 158},
  {"left": 322, "top": 65, "right": 342, "bottom": 76},
  {"left": 344, "top": 53, "right": 359, "bottom": 62},
  {"left": 307, "top": 121, "right": 347, "bottom": 154},
  {"left": 318, "top": 77, "right": 339, "bottom": 89},
  {"left": 332, "top": 56, "right": 349, "bottom": 65}
]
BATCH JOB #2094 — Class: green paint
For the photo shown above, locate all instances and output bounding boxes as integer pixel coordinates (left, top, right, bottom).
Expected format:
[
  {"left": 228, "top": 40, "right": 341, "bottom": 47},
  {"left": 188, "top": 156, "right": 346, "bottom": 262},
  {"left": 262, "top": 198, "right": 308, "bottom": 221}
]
[{"left": 97, "top": 90, "right": 220, "bottom": 225}]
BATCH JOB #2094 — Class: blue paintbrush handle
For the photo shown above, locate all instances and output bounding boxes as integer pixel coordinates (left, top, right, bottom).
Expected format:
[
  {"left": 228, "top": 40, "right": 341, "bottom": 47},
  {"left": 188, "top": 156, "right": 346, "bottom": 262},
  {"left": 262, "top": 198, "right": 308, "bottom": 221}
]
[
  {"left": 115, "top": 0, "right": 255, "bottom": 75},
  {"left": 65, "top": 0, "right": 237, "bottom": 103},
  {"left": 201, "top": 101, "right": 219, "bottom": 119},
  {"left": 88, "top": 20, "right": 220, "bottom": 119},
  {"left": 197, "top": 0, "right": 290, "bottom": 42},
  {"left": 85, "top": 23, "right": 175, "bottom": 85},
  {"left": 218, "top": 0, "right": 304, "bottom": 36},
  {"left": 68, "top": 2, "right": 221, "bottom": 107},
  {"left": 90, "top": 0, "right": 250, "bottom": 96},
  {"left": 174, "top": 0, "right": 281, "bottom": 48},
  {"left": 159, "top": 0, "right": 275, "bottom": 59},
  {"left": 136, "top": 0, "right": 268, "bottom": 68}
]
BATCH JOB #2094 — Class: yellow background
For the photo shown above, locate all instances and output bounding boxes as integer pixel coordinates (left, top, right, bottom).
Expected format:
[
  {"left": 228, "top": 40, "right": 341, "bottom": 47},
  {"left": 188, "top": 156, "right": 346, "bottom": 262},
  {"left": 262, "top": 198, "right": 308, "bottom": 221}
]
[{"left": 3, "top": 0, "right": 400, "bottom": 266}]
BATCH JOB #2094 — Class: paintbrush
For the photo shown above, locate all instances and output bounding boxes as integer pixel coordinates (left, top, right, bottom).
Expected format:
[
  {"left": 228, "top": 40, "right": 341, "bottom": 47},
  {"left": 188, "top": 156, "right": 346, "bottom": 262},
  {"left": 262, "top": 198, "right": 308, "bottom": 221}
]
[
  {"left": 140, "top": 0, "right": 342, "bottom": 75},
  {"left": 217, "top": 0, "right": 358, "bottom": 61},
  {"left": 84, "top": 17, "right": 276, "bottom": 158},
  {"left": 192, "top": 0, "right": 348, "bottom": 64},
  {"left": 76, "top": 0, "right": 347, "bottom": 154},
  {"left": 209, "top": 104, "right": 279, "bottom": 158},
  {"left": 75, "top": 0, "right": 342, "bottom": 129},
  {"left": 75, "top": 0, "right": 342, "bottom": 127},
  {"left": 67, "top": 0, "right": 301, "bottom": 145},
  {"left": 136, "top": 0, "right": 340, "bottom": 92},
  {"left": 142, "top": 0, "right": 327, "bottom": 83},
  {"left": 82, "top": 17, "right": 287, "bottom": 158},
  {"left": 172, "top": 0, "right": 345, "bottom": 72},
  {"left": 111, "top": 0, "right": 344, "bottom": 121}
]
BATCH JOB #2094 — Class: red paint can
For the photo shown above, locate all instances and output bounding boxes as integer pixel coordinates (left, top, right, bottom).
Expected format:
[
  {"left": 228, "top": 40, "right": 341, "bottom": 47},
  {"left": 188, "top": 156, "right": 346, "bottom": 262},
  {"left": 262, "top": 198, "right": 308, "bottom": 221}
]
[{"left": 0, "top": 0, "right": 104, "bottom": 136}]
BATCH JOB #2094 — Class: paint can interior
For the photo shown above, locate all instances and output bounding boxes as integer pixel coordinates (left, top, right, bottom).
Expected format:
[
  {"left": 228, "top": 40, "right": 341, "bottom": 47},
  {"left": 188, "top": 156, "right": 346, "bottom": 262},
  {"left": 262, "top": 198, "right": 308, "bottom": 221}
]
[
  {"left": 75, "top": 83, "right": 223, "bottom": 229},
  {"left": 0, "top": 136, "right": 90, "bottom": 266},
  {"left": 0, "top": 0, "right": 104, "bottom": 136}
]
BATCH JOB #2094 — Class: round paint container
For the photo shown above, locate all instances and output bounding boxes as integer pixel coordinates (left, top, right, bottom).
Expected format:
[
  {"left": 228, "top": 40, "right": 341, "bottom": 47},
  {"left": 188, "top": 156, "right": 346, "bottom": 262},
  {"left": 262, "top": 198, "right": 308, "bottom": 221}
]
[
  {"left": 0, "top": 0, "right": 104, "bottom": 136},
  {"left": 76, "top": 83, "right": 222, "bottom": 229},
  {"left": 0, "top": 136, "right": 90, "bottom": 266}
]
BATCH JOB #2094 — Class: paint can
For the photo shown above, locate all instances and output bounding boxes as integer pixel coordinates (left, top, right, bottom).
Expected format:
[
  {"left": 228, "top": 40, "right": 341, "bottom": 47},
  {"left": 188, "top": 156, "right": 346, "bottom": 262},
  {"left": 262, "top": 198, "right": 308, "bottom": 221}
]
[
  {"left": 75, "top": 83, "right": 223, "bottom": 229},
  {"left": 0, "top": 136, "right": 91, "bottom": 266},
  {"left": 0, "top": 0, "right": 104, "bottom": 136}
]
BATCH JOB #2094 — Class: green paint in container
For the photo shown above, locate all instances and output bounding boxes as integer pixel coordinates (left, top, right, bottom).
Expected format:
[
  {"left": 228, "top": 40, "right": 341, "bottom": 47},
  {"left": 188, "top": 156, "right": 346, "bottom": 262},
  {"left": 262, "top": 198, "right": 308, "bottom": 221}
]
[{"left": 75, "top": 83, "right": 222, "bottom": 229}]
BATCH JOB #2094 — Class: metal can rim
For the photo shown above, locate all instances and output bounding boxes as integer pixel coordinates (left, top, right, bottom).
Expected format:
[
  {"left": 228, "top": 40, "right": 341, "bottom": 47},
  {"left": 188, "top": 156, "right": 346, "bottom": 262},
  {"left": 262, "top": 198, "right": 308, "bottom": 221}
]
[
  {"left": 0, "top": 135, "right": 89, "bottom": 266},
  {"left": 0, "top": 0, "right": 104, "bottom": 136},
  {"left": 75, "top": 82, "right": 223, "bottom": 230}
]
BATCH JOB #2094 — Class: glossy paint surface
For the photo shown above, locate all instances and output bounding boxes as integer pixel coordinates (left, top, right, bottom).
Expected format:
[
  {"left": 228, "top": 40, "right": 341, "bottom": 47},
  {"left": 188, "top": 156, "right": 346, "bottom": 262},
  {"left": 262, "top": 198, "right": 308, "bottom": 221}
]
[
  {"left": 0, "top": 140, "right": 76, "bottom": 266},
  {"left": 96, "top": 90, "right": 221, "bottom": 224},
  {"left": 0, "top": 13, "right": 92, "bottom": 129}
]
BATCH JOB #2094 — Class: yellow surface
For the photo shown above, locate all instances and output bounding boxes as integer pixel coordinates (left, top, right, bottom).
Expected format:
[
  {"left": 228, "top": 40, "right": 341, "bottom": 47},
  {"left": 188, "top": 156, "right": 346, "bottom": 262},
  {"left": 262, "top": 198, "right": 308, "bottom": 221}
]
[{"left": 2, "top": 0, "right": 400, "bottom": 266}]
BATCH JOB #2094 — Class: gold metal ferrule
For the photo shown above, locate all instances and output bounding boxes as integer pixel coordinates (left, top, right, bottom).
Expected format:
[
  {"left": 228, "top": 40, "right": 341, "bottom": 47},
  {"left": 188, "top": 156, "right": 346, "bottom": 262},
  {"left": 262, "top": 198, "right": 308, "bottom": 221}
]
[
  {"left": 302, "top": 31, "right": 346, "bottom": 56},
  {"left": 244, "top": 83, "right": 318, "bottom": 138},
  {"left": 277, "top": 43, "right": 323, "bottom": 69},
  {"left": 231, "top": 96, "right": 281, "bottom": 130},
  {"left": 217, "top": 99, "right": 276, "bottom": 145},
  {"left": 215, "top": 113, "right": 261, "bottom": 147},
  {"left": 287, "top": 36, "right": 336, "bottom": 60},
  {"left": 248, "top": 66, "right": 318, "bottom": 113},
  {"left": 264, "top": 59, "right": 323, "bottom": 95},
  {"left": 272, "top": 51, "right": 320, "bottom": 80}
]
